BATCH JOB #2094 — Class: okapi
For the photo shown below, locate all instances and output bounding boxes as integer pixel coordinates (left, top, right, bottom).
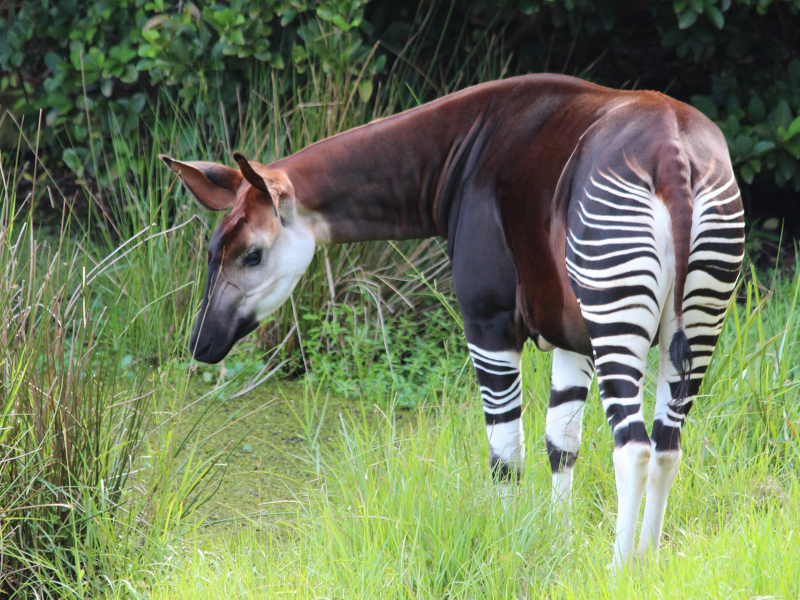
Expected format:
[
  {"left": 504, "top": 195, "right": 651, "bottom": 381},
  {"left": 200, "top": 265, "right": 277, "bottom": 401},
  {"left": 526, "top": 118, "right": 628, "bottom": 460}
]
[{"left": 161, "top": 74, "right": 744, "bottom": 568}]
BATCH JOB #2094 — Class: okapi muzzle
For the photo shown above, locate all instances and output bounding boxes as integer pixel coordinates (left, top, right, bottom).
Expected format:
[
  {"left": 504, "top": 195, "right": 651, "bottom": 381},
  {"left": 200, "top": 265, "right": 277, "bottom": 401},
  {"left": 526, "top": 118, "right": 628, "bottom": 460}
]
[
  {"left": 189, "top": 246, "right": 260, "bottom": 364},
  {"left": 160, "top": 151, "right": 317, "bottom": 364}
]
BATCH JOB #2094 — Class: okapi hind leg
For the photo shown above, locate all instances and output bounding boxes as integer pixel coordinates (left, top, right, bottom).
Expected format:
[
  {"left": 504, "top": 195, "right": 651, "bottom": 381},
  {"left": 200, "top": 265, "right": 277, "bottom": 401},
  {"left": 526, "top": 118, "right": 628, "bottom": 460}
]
[
  {"left": 565, "top": 164, "right": 673, "bottom": 569},
  {"left": 468, "top": 344, "right": 525, "bottom": 482},
  {"left": 636, "top": 303, "right": 692, "bottom": 560},
  {"left": 547, "top": 349, "right": 594, "bottom": 521},
  {"left": 638, "top": 172, "right": 744, "bottom": 558},
  {"left": 576, "top": 298, "right": 658, "bottom": 569}
]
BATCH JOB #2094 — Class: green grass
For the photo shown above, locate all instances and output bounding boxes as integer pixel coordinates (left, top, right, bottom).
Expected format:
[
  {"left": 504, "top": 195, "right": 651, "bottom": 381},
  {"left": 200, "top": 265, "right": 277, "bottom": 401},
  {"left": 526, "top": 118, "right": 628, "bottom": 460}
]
[{"left": 103, "top": 267, "right": 800, "bottom": 599}]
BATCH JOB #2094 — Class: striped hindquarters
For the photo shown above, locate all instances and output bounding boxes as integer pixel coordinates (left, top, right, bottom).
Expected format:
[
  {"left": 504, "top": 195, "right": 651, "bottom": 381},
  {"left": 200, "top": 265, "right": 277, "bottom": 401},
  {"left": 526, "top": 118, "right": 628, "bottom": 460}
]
[
  {"left": 680, "top": 170, "right": 745, "bottom": 401},
  {"left": 566, "top": 166, "right": 671, "bottom": 446}
]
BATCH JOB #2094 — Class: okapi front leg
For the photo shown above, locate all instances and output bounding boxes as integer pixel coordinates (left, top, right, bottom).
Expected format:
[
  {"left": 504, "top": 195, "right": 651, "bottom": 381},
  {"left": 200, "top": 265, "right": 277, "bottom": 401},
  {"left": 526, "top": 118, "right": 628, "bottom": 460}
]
[
  {"left": 547, "top": 349, "right": 593, "bottom": 519},
  {"left": 468, "top": 344, "right": 524, "bottom": 481}
]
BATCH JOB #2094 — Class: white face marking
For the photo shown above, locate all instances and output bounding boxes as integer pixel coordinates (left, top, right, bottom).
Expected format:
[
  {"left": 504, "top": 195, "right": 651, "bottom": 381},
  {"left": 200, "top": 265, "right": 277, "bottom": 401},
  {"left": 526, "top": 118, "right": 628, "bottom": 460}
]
[{"left": 237, "top": 218, "right": 317, "bottom": 322}]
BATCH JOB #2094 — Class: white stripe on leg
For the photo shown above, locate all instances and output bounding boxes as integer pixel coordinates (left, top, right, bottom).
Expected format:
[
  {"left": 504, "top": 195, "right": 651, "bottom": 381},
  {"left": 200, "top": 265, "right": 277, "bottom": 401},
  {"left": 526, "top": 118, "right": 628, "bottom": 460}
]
[
  {"left": 486, "top": 418, "right": 525, "bottom": 466},
  {"left": 469, "top": 345, "right": 525, "bottom": 478},
  {"left": 547, "top": 349, "right": 593, "bottom": 518}
]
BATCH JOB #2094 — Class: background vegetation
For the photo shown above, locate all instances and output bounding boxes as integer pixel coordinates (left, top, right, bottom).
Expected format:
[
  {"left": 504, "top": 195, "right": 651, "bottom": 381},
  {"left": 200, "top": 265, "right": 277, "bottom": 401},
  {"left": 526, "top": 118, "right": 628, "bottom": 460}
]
[
  {"left": 0, "top": 0, "right": 799, "bottom": 598},
  {"left": 3, "top": 0, "right": 800, "bottom": 226}
]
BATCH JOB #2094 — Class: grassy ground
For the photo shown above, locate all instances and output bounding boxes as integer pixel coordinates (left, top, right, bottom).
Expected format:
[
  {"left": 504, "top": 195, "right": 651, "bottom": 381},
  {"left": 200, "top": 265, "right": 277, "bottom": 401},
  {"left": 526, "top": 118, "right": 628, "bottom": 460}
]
[{"left": 106, "top": 269, "right": 800, "bottom": 600}]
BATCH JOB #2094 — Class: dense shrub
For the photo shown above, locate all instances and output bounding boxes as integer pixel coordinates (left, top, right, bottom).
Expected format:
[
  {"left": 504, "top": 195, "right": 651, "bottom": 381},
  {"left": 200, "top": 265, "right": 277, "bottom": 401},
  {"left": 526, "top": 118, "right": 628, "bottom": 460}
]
[
  {"left": 0, "top": 0, "right": 375, "bottom": 180},
  {"left": 2, "top": 0, "right": 799, "bottom": 205}
]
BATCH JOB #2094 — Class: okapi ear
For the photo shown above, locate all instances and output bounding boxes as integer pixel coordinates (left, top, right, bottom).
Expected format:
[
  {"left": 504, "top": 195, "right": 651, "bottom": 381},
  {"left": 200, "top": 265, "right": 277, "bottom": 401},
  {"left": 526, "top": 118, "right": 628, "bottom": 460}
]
[
  {"left": 159, "top": 155, "right": 242, "bottom": 211},
  {"left": 233, "top": 152, "right": 278, "bottom": 217},
  {"left": 268, "top": 171, "right": 297, "bottom": 224}
]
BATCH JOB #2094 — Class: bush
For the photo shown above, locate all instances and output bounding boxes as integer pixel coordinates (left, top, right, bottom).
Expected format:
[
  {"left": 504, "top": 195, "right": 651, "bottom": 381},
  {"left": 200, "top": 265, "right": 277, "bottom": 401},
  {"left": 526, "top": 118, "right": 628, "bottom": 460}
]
[
  {"left": 4, "top": 0, "right": 800, "bottom": 197},
  {"left": 496, "top": 0, "right": 800, "bottom": 191},
  {"left": 0, "top": 0, "right": 375, "bottom": 181}
]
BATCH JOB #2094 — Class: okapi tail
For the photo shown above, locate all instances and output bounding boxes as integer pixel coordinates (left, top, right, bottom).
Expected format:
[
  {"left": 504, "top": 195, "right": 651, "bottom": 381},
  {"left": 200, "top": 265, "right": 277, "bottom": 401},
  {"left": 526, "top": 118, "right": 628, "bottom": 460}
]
[
  {"left": 659, "top": 152, "right": 694, "bottom": 404},
  {"left": 669, "top": 329, "right": 692, "bottom": 402}
]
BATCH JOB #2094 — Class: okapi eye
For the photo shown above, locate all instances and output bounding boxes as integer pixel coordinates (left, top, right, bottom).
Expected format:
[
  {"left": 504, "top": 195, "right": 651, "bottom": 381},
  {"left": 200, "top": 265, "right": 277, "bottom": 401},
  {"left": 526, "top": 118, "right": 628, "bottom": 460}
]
[{"left": 245, "top": 249, "right": 262, "bottom": 266}]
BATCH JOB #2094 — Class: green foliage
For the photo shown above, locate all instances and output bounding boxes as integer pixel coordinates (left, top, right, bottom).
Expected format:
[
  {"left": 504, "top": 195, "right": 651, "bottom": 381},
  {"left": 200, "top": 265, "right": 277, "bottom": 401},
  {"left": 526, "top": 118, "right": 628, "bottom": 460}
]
[
  {"left": 301, "top": 303, "right": 468, "bottom": 405},
  {"left": 495, "top": 0, "right": 800, "bottom": 189},
  {"left": 0, "top": 155, "right": 215, "bottom": 596},
  {"left": 667, "top": 0, "right": 800, "bottom": 190},
  {"left": 0, "top": 0, "right": 375, "bottom": 181},
  {"left": 108, "top": 262, "right": 800, "bottom": 599},
  {"left": 0, "top": 22, "right": 507, "bottom": 593},
  {"left": 4, "top": 0, "right": 800, "bottom": 194},
  {"left": 2, "top": 8, "right": 799, "bottom": 595}
]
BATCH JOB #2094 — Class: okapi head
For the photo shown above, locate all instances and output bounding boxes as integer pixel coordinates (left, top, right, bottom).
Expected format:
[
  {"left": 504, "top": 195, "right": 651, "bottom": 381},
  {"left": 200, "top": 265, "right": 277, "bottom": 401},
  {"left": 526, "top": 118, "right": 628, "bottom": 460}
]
[{"left": 160, "top": 153, "right": 316, "bottom": 363}]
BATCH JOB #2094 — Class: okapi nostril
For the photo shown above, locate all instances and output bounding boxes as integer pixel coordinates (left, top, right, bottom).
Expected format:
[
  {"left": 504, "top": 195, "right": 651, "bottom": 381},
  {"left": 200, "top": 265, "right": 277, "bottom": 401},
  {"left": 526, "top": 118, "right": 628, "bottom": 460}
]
[{"left": 193, "top": 339, "right": 212, "bottom": 358}]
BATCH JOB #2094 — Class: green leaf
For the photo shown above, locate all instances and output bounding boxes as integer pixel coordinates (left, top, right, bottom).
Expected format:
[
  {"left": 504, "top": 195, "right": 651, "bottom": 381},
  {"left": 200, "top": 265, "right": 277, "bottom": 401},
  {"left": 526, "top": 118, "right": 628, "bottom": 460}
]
[
  {"left": 47, "top": 92, "right": 72, "bottom": 113},
  {"left": 740, "top": 164, "right": 754, "bottom": 184},
  {"left": 691, "top": 95, "right": 718, "bottom": 120},
  {"left": 130, "top": 92, "right": 146, "bottom": 113},
  {"left": 119, "top": 63, "right": 139, "bottom": 83},
  {"left": 280, "top": 8, "right": 297, "bottom": 26},
  {"left": 143, "top": 14, "right": 168, "bottom": 32},
  {"left": 786, "top": 115, "right": 800, "bottom": 140},
  {"left": 372, "top": 54, "right": 387, "bottom": 74},
  {"left": 766, "top": 153, "right": 777, "bottom": 170},
  {"left": 292, "top": 45, "right": 307, "bottom": 64},
  {"left": 44, "top": 52, "right": 62, "bottom": 72},
  {"left": 70, "top": 47, "right": 83, "bottom": 70},
  {"left": 229, "top": 28, "right": 246, "bottom": 46},
  {"left": 784, "top": 142, "right": 800, "bottom": 160},
  {"left": 688, "top": 0, "right": 704, "bottom": 12},
  {"left": 706, "top": 6, "right": 724, "bottom": 28},
  {"left": 62, "top": 148, "right": 85, "bottom": 175},
  {"left": 775, "top": 100, "right": 792, "bottom": 129},
  {"left": 316, "top": 6, "right": 335, "bottom": 20},
  {"left": 357, "top": 79, "right": 372, "bottom": 103},
  {"left": 677, "top": 9, "right": 699, "bottom": 29},
  {"left": 673, "top": 0, "right": 688, "bottom": 12},
  {"left": 748, "top": 94, "right": 765, "bottom": 121},
  {"left": 735, "top": 135, "right": 754, "bottom": 157},
  {"left": 778, "top": 152, "right": 797, "bottom": 181},
  {"left": 109, "top": 45, "right": 137, "bottom": 64},
  {"left": 753, "top": 140, "right": 775, "bottom": 155}
]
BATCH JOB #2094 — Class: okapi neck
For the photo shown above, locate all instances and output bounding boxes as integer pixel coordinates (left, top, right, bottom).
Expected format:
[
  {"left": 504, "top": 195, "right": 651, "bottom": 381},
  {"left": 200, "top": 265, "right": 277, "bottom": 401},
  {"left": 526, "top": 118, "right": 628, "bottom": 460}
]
[{"left": 270, "top": 98, "right": 486, "bottom": 244}]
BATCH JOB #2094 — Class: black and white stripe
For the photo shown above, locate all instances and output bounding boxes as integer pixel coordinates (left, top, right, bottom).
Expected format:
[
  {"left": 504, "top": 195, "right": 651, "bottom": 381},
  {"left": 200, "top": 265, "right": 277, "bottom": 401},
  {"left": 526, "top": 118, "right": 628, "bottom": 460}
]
[
  {"left": 468, "top": 343, "right": 524, "bottom": 481},
  {"left": 563, "top": 161, "right": 743, "bottom": 566},
  {"left": 546, "top": 349, "right": 594, "bottom": 509},
  {"left": 650, "top": 172, "right": 744, "bottom": 452},
  {"left": 566, "top": 167, "right": 667, "bottom": 448}
]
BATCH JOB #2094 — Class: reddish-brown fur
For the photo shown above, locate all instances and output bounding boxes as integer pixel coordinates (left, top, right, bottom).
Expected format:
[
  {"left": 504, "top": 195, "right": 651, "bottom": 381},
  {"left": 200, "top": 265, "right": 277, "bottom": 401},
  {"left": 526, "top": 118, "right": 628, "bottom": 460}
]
[{"left": 260, "top": 75, "right": 722, "bottom": 354}]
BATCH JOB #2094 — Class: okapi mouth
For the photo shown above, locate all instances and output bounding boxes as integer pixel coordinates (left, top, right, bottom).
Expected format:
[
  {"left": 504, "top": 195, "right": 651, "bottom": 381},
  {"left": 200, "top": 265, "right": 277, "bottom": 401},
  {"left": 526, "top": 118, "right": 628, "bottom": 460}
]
[{"left": 190, "top": 314, "right": 259, "bottom": 364}]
